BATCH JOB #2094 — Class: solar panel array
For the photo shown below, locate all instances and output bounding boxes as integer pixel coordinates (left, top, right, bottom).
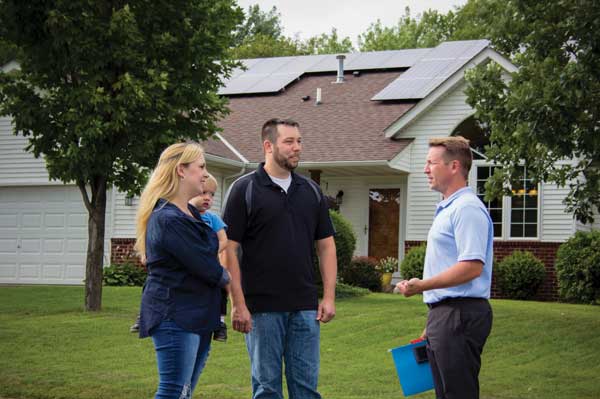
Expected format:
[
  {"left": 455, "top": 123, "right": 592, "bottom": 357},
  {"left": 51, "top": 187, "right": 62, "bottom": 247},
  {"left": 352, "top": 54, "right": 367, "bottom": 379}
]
[
  {"left": 218, "top": 40, "right": 489, "bottom": 99},
  {"left": 218, "top": 49, "right": 428, "bottom": 96},
  {"left": 371, "top": 40, "right": 489, "bottom": 100}
]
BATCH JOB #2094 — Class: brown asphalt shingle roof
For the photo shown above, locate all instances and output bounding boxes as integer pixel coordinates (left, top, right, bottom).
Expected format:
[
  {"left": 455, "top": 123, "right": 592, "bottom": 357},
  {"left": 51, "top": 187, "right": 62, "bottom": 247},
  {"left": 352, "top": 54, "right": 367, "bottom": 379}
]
[
  {"left": 215, "top": 70, "right": 416, "bottom": 163},
  {"left": 202, "top": 135, "right": 242, "bottom": 162}
]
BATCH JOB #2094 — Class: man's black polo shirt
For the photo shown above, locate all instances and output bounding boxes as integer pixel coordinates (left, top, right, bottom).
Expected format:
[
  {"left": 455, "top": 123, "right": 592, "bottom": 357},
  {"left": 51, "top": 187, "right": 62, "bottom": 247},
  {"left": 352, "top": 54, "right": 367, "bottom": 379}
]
[{"left": 223, "top": 163, "right": 335, "bottom": 313}]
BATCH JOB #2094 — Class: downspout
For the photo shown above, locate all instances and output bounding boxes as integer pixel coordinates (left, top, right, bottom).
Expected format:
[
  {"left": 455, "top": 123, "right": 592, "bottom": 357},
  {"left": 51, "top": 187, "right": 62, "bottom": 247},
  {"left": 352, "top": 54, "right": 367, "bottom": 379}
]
[
  {"left": 213, "top": 132, "right": 251, "bottom": 208},
  {"left": 221, "top": 163, "right": 248, "bottom": 207}
]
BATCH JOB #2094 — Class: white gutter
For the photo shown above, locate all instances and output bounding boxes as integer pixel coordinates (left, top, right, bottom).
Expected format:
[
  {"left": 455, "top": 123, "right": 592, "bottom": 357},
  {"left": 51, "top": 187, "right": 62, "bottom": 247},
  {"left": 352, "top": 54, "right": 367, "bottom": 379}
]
[
  {"left": 204, "top": 153, "right": 245, "bottom": 168},
  {"left": 298, "top": 160, "right": 391, "bottom": 168},
  {"left": 214, "top": 132, "right": 249, "bottom": 164}
]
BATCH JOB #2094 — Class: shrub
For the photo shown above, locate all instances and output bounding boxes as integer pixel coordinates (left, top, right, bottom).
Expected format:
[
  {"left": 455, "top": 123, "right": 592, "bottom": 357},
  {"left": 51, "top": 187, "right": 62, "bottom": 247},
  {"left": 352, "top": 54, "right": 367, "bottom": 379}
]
[
  {"left": 330, "top": 210, "right": 357, "bottom": 276},
  {"left": 555, "top": 230, "right": 600, "bottom": 304},
  {"left": 400, "top": 245, "right": 426, "bottom": 280},
  {"left": 495, "top": 251, "right": 546, "bottom": 300},
  {"left": 314, "top": 210, "right": 357, "bottom": 285},
  {"left": 335, "top": 282, "right": 370, "bottom": 299},
  {"left": 340, "top": 256, "right": 382, "bottom": 292},
  {"left": 103, "top": 262, "right": 147, "bottom": 286}
]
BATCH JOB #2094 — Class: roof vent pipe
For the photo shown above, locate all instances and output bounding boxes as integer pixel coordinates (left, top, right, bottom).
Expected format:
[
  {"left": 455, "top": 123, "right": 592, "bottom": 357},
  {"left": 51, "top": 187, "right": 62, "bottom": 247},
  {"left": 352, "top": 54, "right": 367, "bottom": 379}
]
[
  {"left": 335, "top": 54, "right": 346, "bottom": 83},
  {"left": 315, "top": 87, "right": 322, "bottom": 105}
]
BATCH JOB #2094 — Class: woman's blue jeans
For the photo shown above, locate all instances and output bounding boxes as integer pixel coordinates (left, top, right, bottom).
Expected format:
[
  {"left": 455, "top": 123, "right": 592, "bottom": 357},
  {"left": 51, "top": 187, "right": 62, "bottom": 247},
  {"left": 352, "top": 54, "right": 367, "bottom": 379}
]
[
  {"left": 151, "top": 320, "right": 212, "bottom": 399},
  {"left": 245, "top": 310, "right": 321, "bottom": 399}
]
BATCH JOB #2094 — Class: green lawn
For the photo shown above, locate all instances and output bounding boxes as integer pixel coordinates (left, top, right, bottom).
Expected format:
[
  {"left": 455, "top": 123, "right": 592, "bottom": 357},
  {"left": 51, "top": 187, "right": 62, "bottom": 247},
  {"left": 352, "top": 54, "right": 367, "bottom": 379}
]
[{"left": 0, "top": 286, "right": 598, "bottom": 399}]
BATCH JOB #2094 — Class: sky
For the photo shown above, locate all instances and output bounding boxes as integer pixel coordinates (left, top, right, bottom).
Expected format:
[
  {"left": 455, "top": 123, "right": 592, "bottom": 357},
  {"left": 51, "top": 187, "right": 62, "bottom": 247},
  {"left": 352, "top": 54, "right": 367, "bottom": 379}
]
[{"left": 235, "top": 0, "right": 468, "bottom": 45}]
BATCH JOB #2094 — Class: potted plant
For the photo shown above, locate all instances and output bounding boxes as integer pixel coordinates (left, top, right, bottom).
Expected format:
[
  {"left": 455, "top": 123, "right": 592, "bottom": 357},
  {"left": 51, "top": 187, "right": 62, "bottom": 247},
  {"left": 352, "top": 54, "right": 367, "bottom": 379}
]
[{"left": 377, "top": 256, "right": 398, "bottom": 287}]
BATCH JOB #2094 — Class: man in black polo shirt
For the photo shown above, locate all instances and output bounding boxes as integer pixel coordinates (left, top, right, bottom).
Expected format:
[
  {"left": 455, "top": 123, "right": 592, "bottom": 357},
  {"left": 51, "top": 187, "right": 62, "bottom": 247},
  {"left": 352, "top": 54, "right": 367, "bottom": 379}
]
[{"left": 223, "top": 118, "right": 337, "bottom": 399}]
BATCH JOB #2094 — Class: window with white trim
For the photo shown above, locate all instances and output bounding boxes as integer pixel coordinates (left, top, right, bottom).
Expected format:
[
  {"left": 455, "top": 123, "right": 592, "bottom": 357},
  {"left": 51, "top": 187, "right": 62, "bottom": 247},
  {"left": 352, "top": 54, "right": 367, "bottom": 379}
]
[
  {"left": 509, "top": 167, "right": 539, "bottom": 238},
  {"left": 472, "top": 163, "right": 539, "bottom": 240}
]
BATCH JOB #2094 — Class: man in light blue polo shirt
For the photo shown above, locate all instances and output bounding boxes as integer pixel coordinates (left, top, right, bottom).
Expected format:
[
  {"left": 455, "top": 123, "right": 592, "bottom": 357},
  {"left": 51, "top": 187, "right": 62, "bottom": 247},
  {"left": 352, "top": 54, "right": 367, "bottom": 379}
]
[{"left": 396, "top": 136, "right": 493, "bottom": 399}]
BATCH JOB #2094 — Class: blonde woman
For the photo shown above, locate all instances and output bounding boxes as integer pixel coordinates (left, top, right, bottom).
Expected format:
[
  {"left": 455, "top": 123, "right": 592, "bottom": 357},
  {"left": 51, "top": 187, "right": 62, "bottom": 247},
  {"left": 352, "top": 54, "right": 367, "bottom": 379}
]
[{"left": 135, "top": 142, "right": 230, "bottom": 399}]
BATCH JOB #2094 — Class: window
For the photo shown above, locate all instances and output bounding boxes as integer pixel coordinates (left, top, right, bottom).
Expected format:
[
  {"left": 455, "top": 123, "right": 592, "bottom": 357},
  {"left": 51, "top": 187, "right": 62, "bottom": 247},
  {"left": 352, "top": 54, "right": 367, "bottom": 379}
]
[
  {"left": 476, "top": 166, "right": 502, "bottom": 238},
  {"left": 509, "top": 168, "right": 539, "bottom": 238},
  {"left": 473, "top": 164, "right": 539, "bottom": 240}
]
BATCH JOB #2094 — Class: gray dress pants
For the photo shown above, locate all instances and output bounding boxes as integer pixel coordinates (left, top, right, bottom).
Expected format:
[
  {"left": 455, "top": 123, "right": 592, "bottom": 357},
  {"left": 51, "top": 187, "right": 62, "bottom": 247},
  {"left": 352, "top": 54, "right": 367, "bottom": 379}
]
[{"left": 426, "top": 297, "right": 493, "bottom": 399}]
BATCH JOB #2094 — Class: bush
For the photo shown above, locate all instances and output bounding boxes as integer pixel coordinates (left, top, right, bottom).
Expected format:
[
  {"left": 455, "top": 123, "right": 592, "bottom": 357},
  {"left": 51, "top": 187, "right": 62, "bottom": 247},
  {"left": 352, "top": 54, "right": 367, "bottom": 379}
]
[
  {"left": 495, "top": 251, "right": 546, "bottom": 300},
  {"left": 314, "top": 210, "right": 357, "bottom": 286},
  {"left": 340, "top": 256, "right": 382, "bottom": 292},
  {"left": 400, "top": 245, "right": 426, "bottom": 280},
  {"left": 103, "top": 263, "right": 147, "bottom": 286},
  {"left": 330, "top": 210, "right": 357, "bottom": 276},
  {"left": 555, "top": 230, "right": 600, "bottom": 304},
  {"left": 335, "top": 282, "right": 370, "bottom": 299}
]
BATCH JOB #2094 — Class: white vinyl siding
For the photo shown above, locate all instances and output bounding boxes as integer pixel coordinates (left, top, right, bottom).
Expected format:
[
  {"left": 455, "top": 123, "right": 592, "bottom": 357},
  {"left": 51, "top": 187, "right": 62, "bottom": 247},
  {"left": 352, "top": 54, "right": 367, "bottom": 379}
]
[
  {"left": 0, "top": 117, "right": 56, "bottom": 185},
  {"left": 541, "top": 182, "right": 576, "bottom": 241},
  {"left": 396, "top": 82, "right": 578, "bottom": 242},
  {"left": 397, "top": 82, "right": 474, "bottom": 241}
]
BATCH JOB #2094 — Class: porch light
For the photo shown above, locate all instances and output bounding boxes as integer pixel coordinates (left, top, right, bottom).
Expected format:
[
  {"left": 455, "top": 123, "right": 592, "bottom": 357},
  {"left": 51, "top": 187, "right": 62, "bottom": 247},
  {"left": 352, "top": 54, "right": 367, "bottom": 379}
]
[{"left": 336, "top": 190, "right": 344, "bottom": 205}]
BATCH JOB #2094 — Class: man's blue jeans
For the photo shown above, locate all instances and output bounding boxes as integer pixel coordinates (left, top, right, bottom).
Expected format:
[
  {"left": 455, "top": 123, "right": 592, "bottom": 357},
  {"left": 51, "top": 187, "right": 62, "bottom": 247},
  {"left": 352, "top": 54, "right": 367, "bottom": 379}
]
[
  {"left": 245, "top": 310, "right": 321, "bottom": 399},
  {"left": 151, "top": 320, "right": 212, "bottom": 399}
]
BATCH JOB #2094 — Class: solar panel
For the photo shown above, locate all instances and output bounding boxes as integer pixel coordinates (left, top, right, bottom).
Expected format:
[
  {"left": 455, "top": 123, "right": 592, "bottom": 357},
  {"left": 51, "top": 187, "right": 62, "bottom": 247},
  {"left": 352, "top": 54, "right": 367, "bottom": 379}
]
[
  {"left": 219, "top": 40, "right": 489, "bottom": 96},
  {"left": 220, "top": 49, "right": 430, "bottom": 94},
  {"left": 381, "top": 49, "right": 431, "bottom": 69},
  {"left": 306, "top": 53, "right": 359, "bottom": 72},
  {"left": 371, "top": 40, "right": 489, "bottom": 101}
]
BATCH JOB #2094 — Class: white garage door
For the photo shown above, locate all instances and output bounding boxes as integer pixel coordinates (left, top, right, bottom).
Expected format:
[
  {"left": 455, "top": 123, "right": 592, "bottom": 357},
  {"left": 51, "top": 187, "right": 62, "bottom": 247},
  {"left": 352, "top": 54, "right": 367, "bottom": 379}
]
[{"left": 0, "top": 185, "right": 95, "bottom": 284}]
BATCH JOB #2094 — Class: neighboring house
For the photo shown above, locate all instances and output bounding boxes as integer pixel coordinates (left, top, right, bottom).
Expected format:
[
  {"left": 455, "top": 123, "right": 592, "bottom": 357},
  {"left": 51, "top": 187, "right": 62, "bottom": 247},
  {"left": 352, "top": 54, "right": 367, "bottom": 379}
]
[{"left": 2, "top": 40, "right": 598, "bottom": 299}]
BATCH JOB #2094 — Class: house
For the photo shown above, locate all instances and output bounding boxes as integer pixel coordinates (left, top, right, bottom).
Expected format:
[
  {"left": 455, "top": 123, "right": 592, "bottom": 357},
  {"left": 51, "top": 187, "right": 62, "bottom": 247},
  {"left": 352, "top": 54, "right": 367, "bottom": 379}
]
[{"left": 2, "top": 40, "right": 598, "bottom": 298}]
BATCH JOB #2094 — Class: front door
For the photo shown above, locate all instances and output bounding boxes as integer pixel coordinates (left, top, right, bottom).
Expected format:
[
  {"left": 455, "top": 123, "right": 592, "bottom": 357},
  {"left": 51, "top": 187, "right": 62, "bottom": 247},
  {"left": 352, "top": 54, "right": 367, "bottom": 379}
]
[{"left": 368, "top": 188, "right": 400, "bottom": 260}]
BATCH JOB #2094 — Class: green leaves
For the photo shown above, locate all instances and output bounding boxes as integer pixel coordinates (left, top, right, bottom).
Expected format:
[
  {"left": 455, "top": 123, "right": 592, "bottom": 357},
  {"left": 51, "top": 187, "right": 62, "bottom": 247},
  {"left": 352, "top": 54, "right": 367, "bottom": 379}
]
[
  {"left": 0, "top": 0, "right": 242, "bottom": 195},
  {"left": 465, "top": 0, "right": 600, "bottom": 223}
]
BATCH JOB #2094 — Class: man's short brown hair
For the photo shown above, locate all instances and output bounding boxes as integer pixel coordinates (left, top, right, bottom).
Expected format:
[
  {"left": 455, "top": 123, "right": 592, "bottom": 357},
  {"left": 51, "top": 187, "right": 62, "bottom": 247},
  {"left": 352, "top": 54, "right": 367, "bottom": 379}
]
[
  {"left": 429, "top": 136, "right": 472, "bottom": 179},
  {"left": 261, "top": 118, "right": 300, "bottom": 143}
]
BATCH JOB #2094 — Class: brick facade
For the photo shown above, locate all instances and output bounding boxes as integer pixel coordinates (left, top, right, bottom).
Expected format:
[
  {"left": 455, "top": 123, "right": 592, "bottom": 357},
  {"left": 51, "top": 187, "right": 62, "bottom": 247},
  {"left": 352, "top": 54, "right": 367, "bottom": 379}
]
[
  {"left": 405, "top": 240, "right": 561, "bottom": 301},
  {"left": 112, "top": 237, "right": 562, "bottom": 301},
  {"left": 110, "top": 238, "right": 143, "bottom": 268}
]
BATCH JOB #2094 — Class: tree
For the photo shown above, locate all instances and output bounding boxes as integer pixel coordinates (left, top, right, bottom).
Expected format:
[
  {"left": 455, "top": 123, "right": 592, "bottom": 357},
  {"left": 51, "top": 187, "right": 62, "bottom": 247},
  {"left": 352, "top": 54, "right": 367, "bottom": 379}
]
[
  {"left": 230, "top": 4, "right": 298, "bottom": 59},
  {"left": 465, "top": 0, "right": 600, "bottom": 223},
  {"left": 230, "top": 33, "right": 303, "bottom": 59},
  {"left": 450, "top": 0, "right": 512, "bottom": 43},
  {"left": 0, "top": 37, "right": 18, "bottom": 66},
  {"left": 230, "top": 5, "right": 353, "bottom": 59},
  {"left": 301, "top": 28, "right": 354, "bottom": 55},
  {"left": 0, "top": 0, "right": 243, "bottom": 310},
  {"left": 233, "top": 4, "right": 283, "bottom": 47},
  {"left": 358, "top": 7, "right": 457, "bottom": 51}
]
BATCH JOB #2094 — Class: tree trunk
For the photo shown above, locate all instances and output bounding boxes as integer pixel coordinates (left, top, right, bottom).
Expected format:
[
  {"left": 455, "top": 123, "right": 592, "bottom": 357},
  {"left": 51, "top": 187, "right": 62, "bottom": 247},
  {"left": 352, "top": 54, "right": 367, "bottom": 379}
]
[{"left": 80, "top": 178, "right": 108, "bottom": 311}]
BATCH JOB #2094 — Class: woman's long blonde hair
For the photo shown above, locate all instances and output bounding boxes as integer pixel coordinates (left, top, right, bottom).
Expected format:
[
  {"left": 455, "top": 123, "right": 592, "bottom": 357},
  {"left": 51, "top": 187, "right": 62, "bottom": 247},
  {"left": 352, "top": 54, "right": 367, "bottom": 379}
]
[{"left": 134, "top": 142, "right": 205, "bottom": 263}]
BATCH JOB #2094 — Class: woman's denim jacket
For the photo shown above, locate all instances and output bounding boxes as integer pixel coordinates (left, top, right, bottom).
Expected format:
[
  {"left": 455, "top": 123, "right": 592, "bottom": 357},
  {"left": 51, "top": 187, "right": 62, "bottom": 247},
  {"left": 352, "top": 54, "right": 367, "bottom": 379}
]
[{"left": 138, "top": 199, "right": 229, "bottom": 338}]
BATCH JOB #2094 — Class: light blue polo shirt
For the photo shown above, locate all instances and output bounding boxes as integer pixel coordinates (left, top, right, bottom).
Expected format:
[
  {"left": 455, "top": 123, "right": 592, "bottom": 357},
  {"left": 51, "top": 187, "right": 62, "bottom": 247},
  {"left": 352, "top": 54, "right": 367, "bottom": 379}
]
[{"left": 423, "top": 187, "right": 494, "bottom": 304}]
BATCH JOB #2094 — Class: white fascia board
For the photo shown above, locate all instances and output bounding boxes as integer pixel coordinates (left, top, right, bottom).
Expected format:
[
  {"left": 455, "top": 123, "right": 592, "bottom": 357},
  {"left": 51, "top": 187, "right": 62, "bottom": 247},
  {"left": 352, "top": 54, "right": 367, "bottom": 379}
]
[
  {"left": 204, "top": 153, "right": 245, "bottom": 168},
  {"left": 299, "top": 160, "right": 390, "bottom": 168},
  {"left": 384, "top": 48, "right": 517, "bottom": 138},
  {"left": 213, "top": 132, "right": 249, "bottom": 164}
]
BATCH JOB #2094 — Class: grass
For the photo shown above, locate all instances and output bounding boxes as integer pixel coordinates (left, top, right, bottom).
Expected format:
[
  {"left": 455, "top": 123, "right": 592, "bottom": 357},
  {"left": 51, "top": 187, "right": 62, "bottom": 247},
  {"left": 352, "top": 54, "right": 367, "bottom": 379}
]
[{"left": 0, "top": 286, "right": 599, "bottom": 399}]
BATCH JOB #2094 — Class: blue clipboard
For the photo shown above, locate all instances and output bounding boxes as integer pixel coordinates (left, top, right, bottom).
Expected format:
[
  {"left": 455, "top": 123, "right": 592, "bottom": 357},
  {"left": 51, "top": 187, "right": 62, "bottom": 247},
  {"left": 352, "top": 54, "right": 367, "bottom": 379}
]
[{"left": 389, "top": 339, "right": 435, "bottom": 396}]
